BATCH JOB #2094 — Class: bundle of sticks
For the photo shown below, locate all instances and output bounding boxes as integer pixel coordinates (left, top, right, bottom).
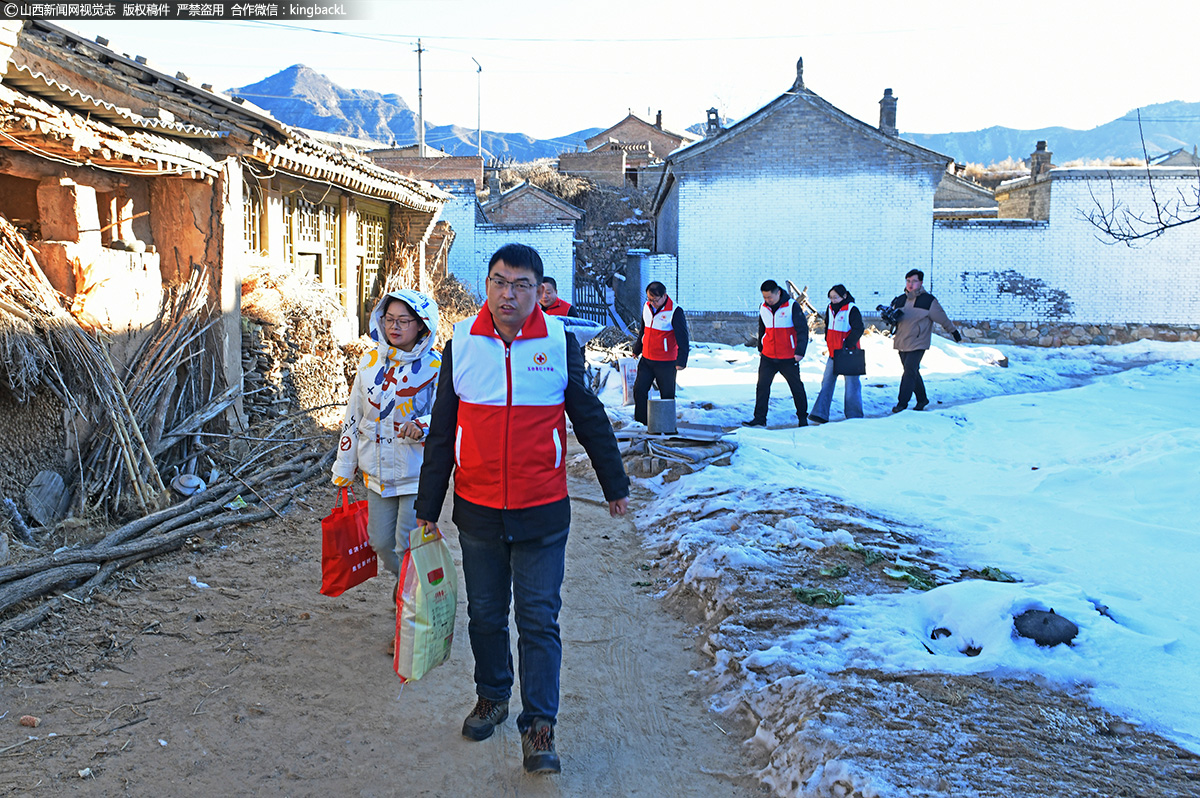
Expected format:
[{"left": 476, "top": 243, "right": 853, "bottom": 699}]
[
  {"left": 79, "top": 263, "right": 230, "bottom": 516},
  {"left": 0, "top": 214, "right": 115, "bottom": 408},
  {"left": 0, "top": 447, "right": 335, "bottom": 633}
]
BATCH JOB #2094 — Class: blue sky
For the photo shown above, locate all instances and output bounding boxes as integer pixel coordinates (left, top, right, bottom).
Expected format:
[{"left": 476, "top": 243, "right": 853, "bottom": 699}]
[{"left": 62, "top": 0, "right": 1200, "bottom": 141}]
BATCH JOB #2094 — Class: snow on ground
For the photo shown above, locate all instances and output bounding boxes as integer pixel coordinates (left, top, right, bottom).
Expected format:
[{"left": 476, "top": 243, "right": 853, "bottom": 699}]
[{"left": 596, "top": 332, "right": 1200, "bottom": 766}]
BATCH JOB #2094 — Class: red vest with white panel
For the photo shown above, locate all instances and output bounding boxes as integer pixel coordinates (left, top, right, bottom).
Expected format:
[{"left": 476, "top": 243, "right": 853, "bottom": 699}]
[
  {"left": 451, "top": 305, "right": 569, "bottom": 510},
  {"left": 825, "top": 302, "right": 860, "bottom": 351},
  {"left": 641, "top": 297, "right": 678, "bottom": 362},
  {"left": 541, "top": 298, "right": 572, "bottom": 317},
  {"left": 760, "top": 300, "right": 798, "bottom": 359}
]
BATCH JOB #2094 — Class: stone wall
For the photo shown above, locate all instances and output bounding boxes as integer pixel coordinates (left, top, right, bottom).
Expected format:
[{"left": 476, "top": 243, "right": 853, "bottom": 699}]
[{"left": 956, "top": 320, "right": 1200, "bottom": 347}]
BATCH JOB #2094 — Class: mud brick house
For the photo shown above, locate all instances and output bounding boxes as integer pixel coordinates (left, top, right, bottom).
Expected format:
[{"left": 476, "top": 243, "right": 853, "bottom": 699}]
[
  {"left": 650, "top": 61, "right": 953, "bottom": 318},
  {"left": 0, "top": 19, "right": 447, "bottom": 364},
  {"left": 560, "top": 112, "right": 694, "bottom": 188}
]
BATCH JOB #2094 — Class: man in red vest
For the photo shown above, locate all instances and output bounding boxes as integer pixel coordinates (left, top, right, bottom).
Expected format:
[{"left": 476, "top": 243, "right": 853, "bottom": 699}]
[
  {"left": 415, "top": 243, "right": 629, "bottom": 776},
  {"left": 744, "top": 279, "right": 809, "bottom": 427},
  {"left": 538, "top": 276, "right": 579, "bottom": 317},
  {"left": 631, "top": 280, "right": 689, "bottom": 425}
]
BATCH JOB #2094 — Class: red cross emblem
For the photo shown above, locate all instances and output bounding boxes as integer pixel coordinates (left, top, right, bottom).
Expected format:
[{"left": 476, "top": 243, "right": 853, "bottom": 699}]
[{"left": 533, "top": 352, "right": 547, "bottom": 365}]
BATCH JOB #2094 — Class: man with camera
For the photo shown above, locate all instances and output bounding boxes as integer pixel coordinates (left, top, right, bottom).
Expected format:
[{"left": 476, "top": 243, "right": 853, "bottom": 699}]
[{"left": 884, "top": 269, "right": 961, "bottom": 413}]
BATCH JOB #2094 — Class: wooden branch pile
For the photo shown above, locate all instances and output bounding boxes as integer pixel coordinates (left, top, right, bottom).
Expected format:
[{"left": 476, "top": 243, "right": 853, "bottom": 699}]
[
  {"left": 0, "top": 214, "right": 115, "bottom": 408},
  {"left": 79, "top": 264, "right": 227, "bottom": 517},
  {"left": 0, "top": 447, "right": 335, "bottom": 634}
]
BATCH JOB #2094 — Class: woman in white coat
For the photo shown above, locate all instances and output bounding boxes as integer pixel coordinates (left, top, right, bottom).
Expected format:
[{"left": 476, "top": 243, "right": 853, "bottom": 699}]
[{"left": 331, "top": 289, "right": 441, "bottom": 583}]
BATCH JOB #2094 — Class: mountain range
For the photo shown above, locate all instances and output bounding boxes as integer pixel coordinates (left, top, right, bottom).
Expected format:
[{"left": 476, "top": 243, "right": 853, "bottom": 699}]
[
  {"left": 233, "top": 65, "right": 599, "bottom": 161},
  {"left": 233, "top": 66, "right": 1200, "bottom": 165}
]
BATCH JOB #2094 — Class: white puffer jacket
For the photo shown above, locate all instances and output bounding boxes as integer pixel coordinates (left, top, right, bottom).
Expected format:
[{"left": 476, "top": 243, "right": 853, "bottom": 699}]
[{"left": 331, "top": 289, "right": 441, "bottom": 497}]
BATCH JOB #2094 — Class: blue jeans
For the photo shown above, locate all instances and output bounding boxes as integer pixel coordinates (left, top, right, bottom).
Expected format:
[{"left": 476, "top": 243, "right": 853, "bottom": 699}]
[
  {"left": 457, "top": 526, "right": 568, "bottom": 732},
  {"left": 365, "top": 491, "right": 416, "bottom": 575},
  {"left": 810, "top": 356, "right": 863, "bottom": 420}
]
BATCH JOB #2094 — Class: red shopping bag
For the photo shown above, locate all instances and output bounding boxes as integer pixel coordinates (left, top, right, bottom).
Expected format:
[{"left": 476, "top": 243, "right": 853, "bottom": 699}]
[{"left": 320, "top": 487, "right": 376, "bottom": 596}]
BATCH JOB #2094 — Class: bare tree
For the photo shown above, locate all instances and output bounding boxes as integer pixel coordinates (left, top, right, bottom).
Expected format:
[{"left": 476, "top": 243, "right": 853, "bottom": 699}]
[{"left": 1084, "top": 110, "right": 1200, "bottom": 245}]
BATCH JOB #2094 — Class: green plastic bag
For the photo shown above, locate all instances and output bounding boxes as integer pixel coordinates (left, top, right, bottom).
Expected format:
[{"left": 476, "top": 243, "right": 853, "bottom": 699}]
[{"left": 394, "top": 526, "right": 458, "bottom": 683}]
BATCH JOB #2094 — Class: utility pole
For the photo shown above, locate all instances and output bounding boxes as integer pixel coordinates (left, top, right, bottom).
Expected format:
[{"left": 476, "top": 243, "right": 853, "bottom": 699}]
[
  {"left": 472, "top": 57, "right": 482, "bottom": 161},
  {"left": 416, "top": 38, "right": 425, "bottom": 157}
]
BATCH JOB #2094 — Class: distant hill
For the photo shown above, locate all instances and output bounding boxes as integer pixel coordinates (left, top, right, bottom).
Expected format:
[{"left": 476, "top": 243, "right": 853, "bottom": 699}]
[
  {"left": 902, "top": 101, "right": 1200, "bottom": 165},
  {"left": 234, "top": 67, "right": 1200, "bottom": 167},
  {"left": 232, "top": 65, "right": 601, "bottom": 161}
]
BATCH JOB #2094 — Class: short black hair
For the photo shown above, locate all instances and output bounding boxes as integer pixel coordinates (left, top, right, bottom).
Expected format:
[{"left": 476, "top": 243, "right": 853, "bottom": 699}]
[
  {"left": 905, "top": 269, "right": 924, "bottom": 281},
  {"left": 646, "top": 281, "right": 667, "bottom": 298},
  {"left": 488, "top": 243, "right": 544, "bottom": 282},
  {"left": 541, "top": 276, "right": 558, "bottom": 290},
  {"left": 760, "top": 279, "right": 780, "bottom": 293}
]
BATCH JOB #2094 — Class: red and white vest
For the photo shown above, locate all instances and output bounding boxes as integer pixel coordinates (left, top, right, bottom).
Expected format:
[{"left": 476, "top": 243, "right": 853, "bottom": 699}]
[
  {"left": 451, "top": 305, "right": 569, "bottom": 510},
  {"left": 541, "top": 298, "right": 573, "bottom": 317},
  {"left": 641, "top": 297, "right": 678, "bottom": 362},
  {"left": 825, "top": 302, "right": 860, "bottom": 351},
  {"left": 760, "top": 300, "right": 798, "bottom": 359}
]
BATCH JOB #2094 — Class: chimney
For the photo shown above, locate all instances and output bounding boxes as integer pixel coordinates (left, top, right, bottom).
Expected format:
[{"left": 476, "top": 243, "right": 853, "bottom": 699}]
[
  {"left": 878, "top": 89, "right": 898, "bottom": 137},
  {"left": 705, "top": 107, "right": 722, "bottom": 137},
  {"left": 792, "top": 57, "right": 804, "bottom": 91},
  {"left": 487, "top": 170, "right": 501, "bottom": 198},
  {"left": 655, "top": 110, "right": 662, "bottom": 129},
  {"left": 1030, "top": 141, "right": 1052, "bottom": 178}
]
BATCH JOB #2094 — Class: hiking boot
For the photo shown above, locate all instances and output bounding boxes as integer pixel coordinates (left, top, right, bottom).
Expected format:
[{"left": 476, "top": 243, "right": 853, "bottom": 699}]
[
  {"left": 891, "top": 404, "right": 905, "bottom": 414},
  {"left": 741, "top": 418, "right": 767, "bottom": 427},
  {"left": 914, "top": 400, "right": 929, "bottom": 411},
  {"left": 462, "top": 697, "right": 508, "bottom": 741},
  {"left": 521, "top": 719, "right": 561, "bottom": 774},
  {"left": 807, "top": 414, "right": 828, "bottom": 425}
]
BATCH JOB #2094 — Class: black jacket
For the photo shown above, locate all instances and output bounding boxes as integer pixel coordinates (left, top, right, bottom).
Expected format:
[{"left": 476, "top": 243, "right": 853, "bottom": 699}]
[{"left": 414, "top": 331, "right": 629, "bottom": 542}]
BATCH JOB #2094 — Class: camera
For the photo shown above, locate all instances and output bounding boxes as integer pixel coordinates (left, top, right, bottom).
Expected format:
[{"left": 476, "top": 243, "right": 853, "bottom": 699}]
[{"left": 876, "top": 304, "right": 904, "bottom": 326}]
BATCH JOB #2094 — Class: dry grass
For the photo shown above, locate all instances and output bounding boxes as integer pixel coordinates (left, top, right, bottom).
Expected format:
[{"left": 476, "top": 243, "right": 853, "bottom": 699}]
[{"left": 496, "top": 160, "right": 594, "bottom": 205}]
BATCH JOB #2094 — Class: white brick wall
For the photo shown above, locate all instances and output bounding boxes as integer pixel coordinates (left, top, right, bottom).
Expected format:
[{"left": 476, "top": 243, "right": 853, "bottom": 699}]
[
  {"left": 474, "top": 223, "right": 575, "bottom": 300},
  {"left": 436, "top": 187, "right": 481, "bottom": 298},
  {"left": 934, "top": 170, "right": 1200, "bottom": 325},
  {"left": 676, "top": 172, "right": 940, "bottom": 314}
]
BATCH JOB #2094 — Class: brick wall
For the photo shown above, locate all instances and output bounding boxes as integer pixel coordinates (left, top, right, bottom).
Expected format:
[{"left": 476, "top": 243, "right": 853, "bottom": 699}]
[
  {"left": 473, "top": 223, "right": 575, "bottom": 301},
  {"left": 434, "top": 182, "right": 481, "bottom": 297},
  {"left": 660, "top": 94, "right": 946, "bottom": 315},
  {"left": 369, "top": 153, "right": 483, "bottom": 187},
  {"left": 483, "top": 192, "right": 581, "bottom": 226},
  {"left": 934, "top": 169, "right": 1200, "bottom": 339},
  {"left": 559, "top": 150, "right": 626, "bottom": 187}
]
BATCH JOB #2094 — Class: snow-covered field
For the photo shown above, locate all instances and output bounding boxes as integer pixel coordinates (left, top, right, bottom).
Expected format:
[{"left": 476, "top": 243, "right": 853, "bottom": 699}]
[{"left": 595, "top": 331, "right": 1200, "bottom": 793}]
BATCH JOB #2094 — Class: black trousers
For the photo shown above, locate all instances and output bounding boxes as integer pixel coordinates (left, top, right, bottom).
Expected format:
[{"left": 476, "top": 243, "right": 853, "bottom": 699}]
[
  {"left": 633, "top": 358, "right": 677, "bottom": 424},
  {"left": 897, "top": 349, "right": 927, "bottom": 406},
  {"left": 753, "top": 356, "right": 807, "bottom": 423}
]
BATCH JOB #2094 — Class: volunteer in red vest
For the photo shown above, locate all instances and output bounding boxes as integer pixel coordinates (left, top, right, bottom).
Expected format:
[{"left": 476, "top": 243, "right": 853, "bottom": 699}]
[
  {"left": 744, "top": 279, "right": 809, "bottom": 427},
  {"left": 808, "top": 284, "right": 864, "bottom": 423},
  {"left": 538, "top": 276, "right": 578, "bottom": 317},
  {"left": 630, "top": 280, "right": 690, "bottom": 425},
  {"left": 415, "top": 243, "right": 629, "bottom": 776}
]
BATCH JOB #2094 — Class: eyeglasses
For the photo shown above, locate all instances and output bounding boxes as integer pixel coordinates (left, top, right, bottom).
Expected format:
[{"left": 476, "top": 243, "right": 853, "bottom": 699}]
[
  {"left": 487, "top": 275, "right": 537, "bottom": 293},
  {"left": 383, "top": 316, "right": 418, "bottom": 329}
]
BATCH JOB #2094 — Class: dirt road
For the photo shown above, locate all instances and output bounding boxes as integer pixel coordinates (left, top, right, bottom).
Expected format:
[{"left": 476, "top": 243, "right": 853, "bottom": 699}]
[{"left": 0, "top": 476, "right": 757, "bottom": 796}]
